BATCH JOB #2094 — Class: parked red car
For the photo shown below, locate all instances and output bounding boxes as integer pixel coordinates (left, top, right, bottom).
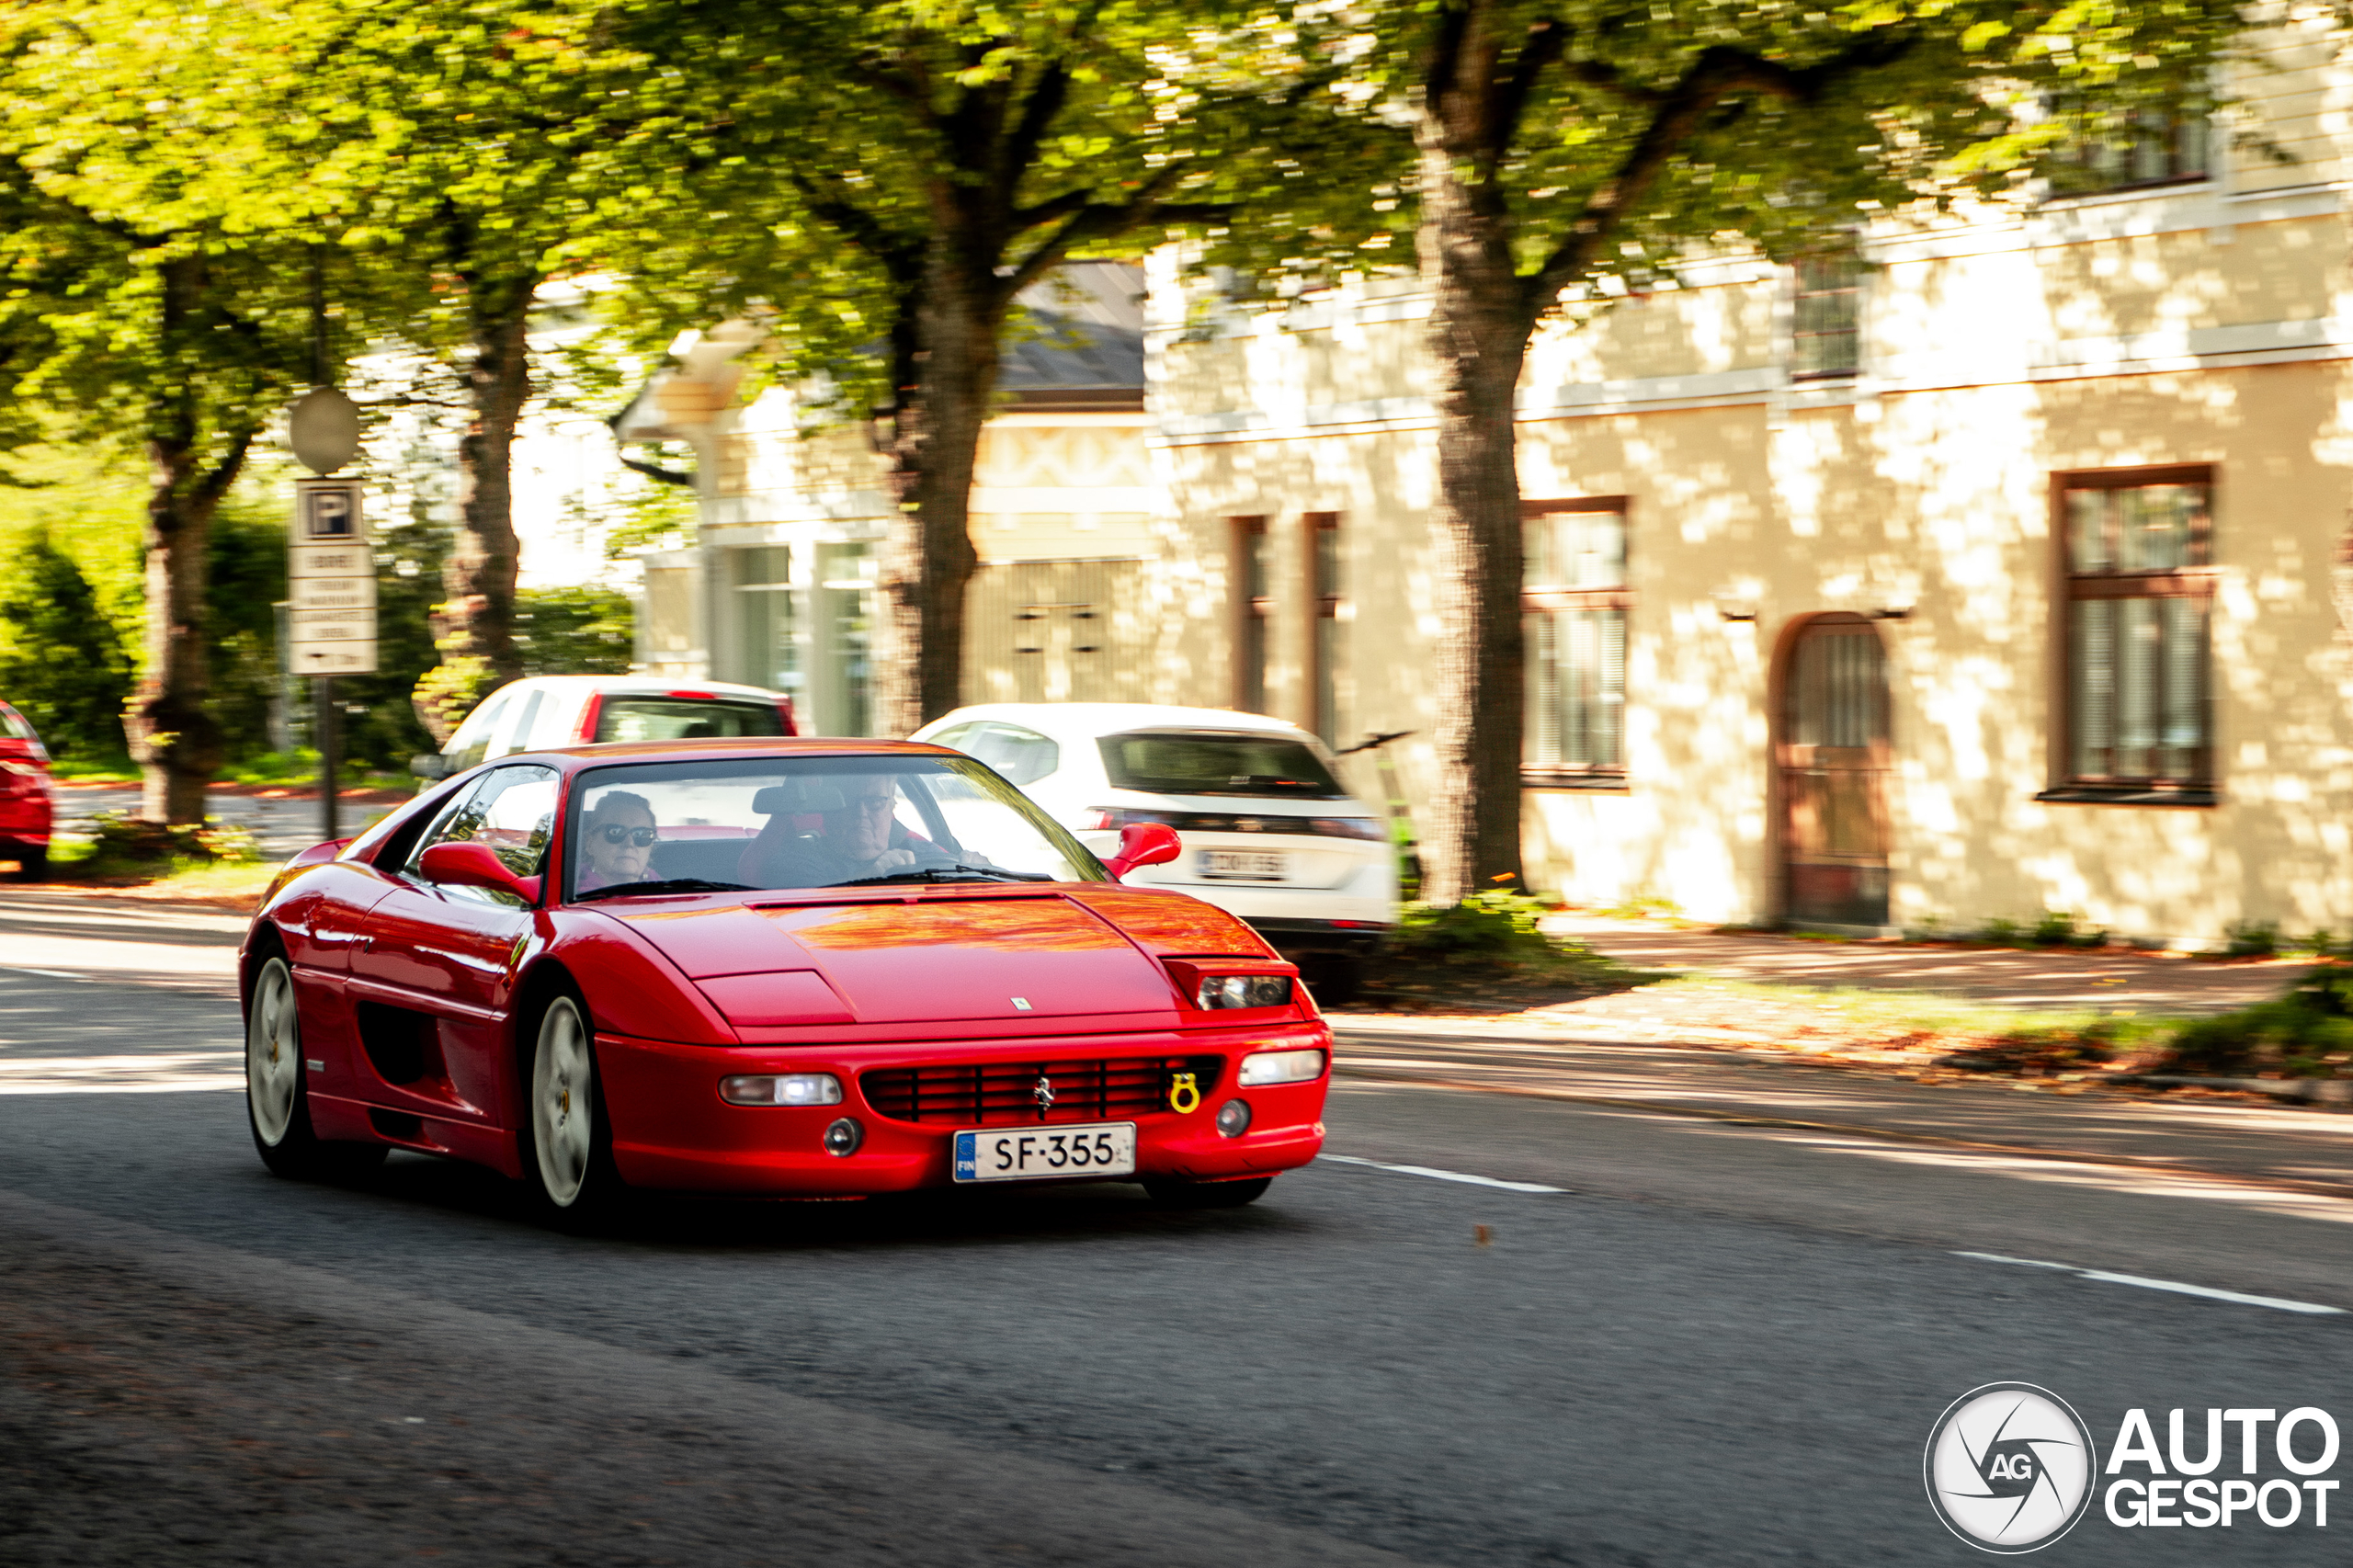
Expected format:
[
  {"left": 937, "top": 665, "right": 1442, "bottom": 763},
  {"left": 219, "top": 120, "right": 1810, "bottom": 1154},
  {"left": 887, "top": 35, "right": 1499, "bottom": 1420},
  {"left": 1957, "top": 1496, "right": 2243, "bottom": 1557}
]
[
  {"left": 0, "top": 701, "right": 53, "bottom": 881},
  {"left": 241, "top": 738, "right": 1331, "bottom": 1223}
]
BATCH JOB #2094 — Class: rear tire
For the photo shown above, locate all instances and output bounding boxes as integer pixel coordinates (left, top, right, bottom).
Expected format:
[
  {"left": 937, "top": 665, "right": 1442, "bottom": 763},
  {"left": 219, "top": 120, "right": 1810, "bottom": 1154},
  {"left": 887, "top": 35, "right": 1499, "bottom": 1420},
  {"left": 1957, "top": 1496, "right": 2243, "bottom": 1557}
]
[
  {"left": 1143, "top": 1176, "right": 1272, "bottom": 1210},
  {"left": 520, "top": 989, "right": 626, "bottom": 1229},
  {"left": 9, "top": 845, "right": 46, "bottom": 882},
  {"left": 245, "top": 954, "right": 387, "bottom": 1182}
]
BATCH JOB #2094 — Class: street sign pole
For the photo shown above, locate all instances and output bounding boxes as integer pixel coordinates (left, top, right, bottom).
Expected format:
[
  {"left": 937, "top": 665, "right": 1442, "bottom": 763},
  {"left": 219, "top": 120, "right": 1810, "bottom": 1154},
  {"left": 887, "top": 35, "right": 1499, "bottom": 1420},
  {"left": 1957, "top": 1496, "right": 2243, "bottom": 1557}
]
[
  {"left": 286, "top": 381, "right": 369, "bottom": 846},
  {"left": 316, "top": 676, "right": 338, "bottom": 843}
]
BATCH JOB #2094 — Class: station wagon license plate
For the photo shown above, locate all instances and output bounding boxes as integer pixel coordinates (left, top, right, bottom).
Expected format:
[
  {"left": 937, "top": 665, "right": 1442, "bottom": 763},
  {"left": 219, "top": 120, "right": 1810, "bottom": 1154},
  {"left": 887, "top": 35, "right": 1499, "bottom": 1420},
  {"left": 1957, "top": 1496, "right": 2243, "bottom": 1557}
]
[
  {"left": 1202, "top": 849, "right": 1288, "bottom": 881},
  {"left": 954, "top": 1121, "right": 1137, "bottom": 1182}
]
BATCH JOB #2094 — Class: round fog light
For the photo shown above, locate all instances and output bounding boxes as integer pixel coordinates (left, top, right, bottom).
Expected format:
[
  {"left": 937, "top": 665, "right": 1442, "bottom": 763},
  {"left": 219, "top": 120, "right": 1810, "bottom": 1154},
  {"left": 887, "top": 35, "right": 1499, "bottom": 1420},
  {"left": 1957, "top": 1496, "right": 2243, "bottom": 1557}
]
[
  {"left": 822, "top": 1117, "right": 864, "bottom": 1156},
  {"left": 1215, "top": 1098, "right": 1253, "bottom": 1139}
]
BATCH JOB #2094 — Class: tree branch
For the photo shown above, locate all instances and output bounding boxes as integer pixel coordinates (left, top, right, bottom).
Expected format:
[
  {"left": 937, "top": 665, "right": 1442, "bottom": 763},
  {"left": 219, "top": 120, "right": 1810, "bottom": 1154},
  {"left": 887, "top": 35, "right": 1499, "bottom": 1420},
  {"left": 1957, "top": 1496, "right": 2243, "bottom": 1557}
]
[
  {"left": 192, "top": 428, "right": 255, "bottom": 510},
  {"left": 1526, "top": 33, "right": 1912, "bottom": 310},
  {"left": 618, "top": 453, "right": 695, "bottom": 486},
  {"left": 788, "top": 173, "right": 926, "bottom": 286},
  {"left": 994, "top": 159, "right": 1228, "bottom": 300},
  {"left": 1000, "top": 59, "right": 1073, "bottom": 207},
  {"left": 1487, "top": 19, "right": 1571, "bottom": 161}
]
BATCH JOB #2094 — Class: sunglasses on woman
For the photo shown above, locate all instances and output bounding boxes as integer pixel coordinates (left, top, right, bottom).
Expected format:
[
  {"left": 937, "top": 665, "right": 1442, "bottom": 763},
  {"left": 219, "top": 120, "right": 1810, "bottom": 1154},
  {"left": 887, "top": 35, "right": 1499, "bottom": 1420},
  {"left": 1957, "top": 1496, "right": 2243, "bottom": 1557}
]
[{"left": 597, "top": 824, "right": 658, "bottom": 846}]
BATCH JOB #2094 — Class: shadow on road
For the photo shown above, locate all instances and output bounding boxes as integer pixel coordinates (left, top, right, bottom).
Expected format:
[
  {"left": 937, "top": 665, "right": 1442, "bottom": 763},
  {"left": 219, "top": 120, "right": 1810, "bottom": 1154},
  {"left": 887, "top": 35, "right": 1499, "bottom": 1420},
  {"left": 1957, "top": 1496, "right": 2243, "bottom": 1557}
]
[{"left": 340, "top": 1150, "right": 1313, "bottom": 1252}]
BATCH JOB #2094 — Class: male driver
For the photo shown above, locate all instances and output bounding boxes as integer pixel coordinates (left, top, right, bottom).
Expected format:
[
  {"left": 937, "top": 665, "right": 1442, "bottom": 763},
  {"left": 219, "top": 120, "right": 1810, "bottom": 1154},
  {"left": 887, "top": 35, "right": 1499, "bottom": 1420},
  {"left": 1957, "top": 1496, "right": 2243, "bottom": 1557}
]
[{"left": 757, "top": 775, "right": 924, "bottom": 887}]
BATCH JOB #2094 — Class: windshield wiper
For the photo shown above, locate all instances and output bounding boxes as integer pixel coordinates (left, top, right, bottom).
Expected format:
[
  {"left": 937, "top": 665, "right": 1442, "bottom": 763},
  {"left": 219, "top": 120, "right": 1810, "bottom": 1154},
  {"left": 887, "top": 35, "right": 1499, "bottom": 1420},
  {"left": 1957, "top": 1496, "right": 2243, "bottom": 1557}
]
[
  {"left": 834, "top": 864, "right": 1056, "bottom": 887},
  {"left": 574, "top": 878, "right": 756, "bottom": 903}
]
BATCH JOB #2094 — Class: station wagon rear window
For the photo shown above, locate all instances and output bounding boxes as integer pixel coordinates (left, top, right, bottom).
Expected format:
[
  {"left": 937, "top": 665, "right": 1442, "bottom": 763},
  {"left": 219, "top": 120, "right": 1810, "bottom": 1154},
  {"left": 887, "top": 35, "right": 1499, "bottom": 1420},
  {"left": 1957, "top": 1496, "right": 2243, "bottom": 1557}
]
[
  {"left": 1097, "top": 733, "right": 1345, "bottom": 798},
  {"left": 595, "top": 699, "right": 786, "bottom": 743}
]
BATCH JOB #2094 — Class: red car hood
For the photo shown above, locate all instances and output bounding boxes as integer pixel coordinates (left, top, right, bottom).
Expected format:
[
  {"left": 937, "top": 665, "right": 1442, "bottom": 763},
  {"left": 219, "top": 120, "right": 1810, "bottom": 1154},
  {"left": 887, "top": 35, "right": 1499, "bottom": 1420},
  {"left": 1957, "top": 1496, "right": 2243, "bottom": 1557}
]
[{"left": 606, "top": 893, "right": 1185, "bottom": 1024}]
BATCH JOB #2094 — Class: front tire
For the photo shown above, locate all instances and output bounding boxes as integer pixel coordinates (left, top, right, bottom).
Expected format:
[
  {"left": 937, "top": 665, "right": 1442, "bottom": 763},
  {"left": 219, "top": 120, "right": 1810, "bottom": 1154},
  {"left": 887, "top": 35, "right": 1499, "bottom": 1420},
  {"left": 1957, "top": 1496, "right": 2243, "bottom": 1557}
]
[
  {"left": 521, "top": 991, "right": 624, "bottom": 1226},
  {"left": 245, "top": 954, "right": 386, "bottom": 1181},
  {"left": 1143, "top": 1176, "right": 1272, "bottom": 1210}
]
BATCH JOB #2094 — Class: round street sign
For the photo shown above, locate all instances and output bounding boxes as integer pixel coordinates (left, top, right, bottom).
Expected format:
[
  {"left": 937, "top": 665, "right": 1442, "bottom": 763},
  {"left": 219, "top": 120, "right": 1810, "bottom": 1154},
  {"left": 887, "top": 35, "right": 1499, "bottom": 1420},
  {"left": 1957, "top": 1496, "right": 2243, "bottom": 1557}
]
[{"left": 288, "top": 387, "right": 362, "bottom": 475}]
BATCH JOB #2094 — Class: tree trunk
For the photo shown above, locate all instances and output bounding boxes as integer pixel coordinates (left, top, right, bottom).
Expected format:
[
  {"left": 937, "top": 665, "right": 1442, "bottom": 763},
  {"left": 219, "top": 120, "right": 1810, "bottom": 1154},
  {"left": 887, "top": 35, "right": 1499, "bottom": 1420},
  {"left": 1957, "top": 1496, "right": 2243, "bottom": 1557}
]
[
  {"left": 873, "top": 244, "right": 1000, "bottom": 739},
  {"left": 1415, "top": 45, "right": 1538, "bottom": 905},
  {"left": 418, "top": 270, "right": 534, "bottom": 742},
  {"left": 125, "top": 423, "right": 243, "bottom": 824},
  {"left": 124, "top": 256, "right": 248, "bottom": 824}
]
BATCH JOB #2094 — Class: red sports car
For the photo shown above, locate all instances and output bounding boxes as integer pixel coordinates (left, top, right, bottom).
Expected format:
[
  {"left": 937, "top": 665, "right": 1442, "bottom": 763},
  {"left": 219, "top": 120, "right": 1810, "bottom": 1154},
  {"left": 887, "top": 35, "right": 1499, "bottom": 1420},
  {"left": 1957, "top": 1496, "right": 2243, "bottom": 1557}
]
[{"left": 240, "top": 738, "right": 1332, "bottom": 1222}]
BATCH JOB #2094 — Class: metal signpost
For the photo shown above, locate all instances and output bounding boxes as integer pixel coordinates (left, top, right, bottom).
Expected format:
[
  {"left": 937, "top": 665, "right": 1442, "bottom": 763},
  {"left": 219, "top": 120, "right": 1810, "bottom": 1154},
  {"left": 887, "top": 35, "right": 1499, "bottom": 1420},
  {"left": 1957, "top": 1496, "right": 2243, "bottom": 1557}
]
[{"left": 286, "top": 388, "right": 369, "bottom": 842}]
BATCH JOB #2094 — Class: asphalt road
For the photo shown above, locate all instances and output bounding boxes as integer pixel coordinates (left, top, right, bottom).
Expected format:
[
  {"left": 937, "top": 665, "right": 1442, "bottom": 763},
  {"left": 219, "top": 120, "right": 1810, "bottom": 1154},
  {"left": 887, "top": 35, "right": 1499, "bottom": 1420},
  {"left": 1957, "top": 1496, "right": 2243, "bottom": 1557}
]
[{"left": 2, "top": 967, "right": 2349, "bottom": 1565}]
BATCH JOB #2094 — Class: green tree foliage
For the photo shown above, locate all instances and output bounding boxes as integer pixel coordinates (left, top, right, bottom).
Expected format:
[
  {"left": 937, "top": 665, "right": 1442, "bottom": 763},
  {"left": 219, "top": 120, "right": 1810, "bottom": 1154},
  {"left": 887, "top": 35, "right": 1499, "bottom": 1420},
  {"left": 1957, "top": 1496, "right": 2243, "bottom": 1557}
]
[
  {"left": 0, "top": 528, "right": 134, "bottom": 761},
  {"left": 515, "top": 586, "right": 635, "bottom": 677},
  {"left": 204, "top": 494, "right": 290, "bottom": 764},
  {"left": 0, "top": 2, "right": 323, "bottom": 819}
]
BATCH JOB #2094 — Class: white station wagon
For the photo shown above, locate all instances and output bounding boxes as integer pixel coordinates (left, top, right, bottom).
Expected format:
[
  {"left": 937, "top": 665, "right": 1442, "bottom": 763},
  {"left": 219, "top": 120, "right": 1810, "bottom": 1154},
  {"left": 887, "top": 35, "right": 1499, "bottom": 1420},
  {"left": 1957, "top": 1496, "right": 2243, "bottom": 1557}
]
[{"left": 910, "top": 703, "right": 1396, "bottom": 999}]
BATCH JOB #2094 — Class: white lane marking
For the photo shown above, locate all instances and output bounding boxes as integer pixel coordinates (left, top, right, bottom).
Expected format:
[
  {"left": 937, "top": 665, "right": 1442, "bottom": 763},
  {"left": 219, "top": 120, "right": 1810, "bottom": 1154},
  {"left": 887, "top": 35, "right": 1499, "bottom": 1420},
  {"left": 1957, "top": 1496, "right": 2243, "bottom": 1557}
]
[
  {"left": 1319, "top": 1153, "right": 1567, "bottom": 1194},
  {"left": 2, "top": 967, "right": 91, "bottom": 982},
  {"left": 1956, "top": 1251, "right": 2345, "bottom": 1316}
]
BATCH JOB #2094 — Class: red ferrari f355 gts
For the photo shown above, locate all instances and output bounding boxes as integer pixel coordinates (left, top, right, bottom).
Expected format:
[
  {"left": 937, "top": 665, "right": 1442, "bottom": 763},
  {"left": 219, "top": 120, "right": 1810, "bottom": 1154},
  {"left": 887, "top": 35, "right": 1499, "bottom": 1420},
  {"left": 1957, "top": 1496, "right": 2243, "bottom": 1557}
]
[{"left": 239, "top": 739, "right": 1332, "bottom": 1221}]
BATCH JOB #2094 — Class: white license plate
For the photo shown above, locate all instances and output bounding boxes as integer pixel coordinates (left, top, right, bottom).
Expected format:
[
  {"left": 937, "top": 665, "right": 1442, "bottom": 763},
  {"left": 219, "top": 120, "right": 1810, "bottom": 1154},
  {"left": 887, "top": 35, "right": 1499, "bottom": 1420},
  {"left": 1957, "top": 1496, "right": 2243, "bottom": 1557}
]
[
  {"left": 954, "top": 1121, "right": 1137, "bottom": 1182},
  {"left": 1202, "top": 850, "right": 1288, "bottom": 881}
]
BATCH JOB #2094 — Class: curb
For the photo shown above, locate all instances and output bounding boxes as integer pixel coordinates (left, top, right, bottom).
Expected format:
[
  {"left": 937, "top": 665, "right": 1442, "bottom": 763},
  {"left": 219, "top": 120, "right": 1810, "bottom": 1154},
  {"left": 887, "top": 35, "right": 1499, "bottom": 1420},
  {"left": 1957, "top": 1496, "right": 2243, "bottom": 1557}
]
[{"left": 2116, "top": 1073, "right": 2353, "bottom": 1106}]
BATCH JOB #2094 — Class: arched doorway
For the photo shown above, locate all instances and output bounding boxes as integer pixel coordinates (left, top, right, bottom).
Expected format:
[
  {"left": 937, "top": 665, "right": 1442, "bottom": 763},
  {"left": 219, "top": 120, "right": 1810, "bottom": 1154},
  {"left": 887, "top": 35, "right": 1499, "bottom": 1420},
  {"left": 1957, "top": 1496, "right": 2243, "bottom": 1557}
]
[{"left": 1777, "top": 615, "right": 1892, "bottom": 928}]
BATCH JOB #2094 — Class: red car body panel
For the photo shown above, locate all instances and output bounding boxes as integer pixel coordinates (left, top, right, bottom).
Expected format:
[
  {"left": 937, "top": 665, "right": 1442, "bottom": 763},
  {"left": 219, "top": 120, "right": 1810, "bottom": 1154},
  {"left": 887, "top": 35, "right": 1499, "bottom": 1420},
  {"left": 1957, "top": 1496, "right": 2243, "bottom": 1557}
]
[{"left": 239, "top": 738, "right": 1332, "bottom": 1199}]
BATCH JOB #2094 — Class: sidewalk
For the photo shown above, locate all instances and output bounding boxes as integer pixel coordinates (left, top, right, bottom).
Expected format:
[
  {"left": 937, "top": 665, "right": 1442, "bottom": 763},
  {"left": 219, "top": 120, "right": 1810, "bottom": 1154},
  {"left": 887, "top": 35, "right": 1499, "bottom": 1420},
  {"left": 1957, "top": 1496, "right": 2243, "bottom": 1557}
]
[{"left": 1543, "top": 913, "right": 2301, "bottom": 1016}]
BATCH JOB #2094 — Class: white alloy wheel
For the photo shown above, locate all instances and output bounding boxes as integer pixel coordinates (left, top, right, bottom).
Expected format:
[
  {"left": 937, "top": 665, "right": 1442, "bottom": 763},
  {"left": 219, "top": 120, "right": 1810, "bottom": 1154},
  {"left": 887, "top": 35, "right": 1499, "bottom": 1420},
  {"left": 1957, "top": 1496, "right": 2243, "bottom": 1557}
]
[
  {"left": 246, "top": 957, "right": 302, "bottom": 1146},
  {"left": 531, "top": 996, "right": 596, "bottom": 1207}
]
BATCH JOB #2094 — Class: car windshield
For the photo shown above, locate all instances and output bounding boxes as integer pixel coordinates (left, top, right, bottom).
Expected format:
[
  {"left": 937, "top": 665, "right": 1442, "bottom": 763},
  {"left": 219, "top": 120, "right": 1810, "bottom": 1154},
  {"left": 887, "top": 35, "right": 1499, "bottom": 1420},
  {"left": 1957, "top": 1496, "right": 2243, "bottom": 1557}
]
[
  {"left": 594, "top": 698, "right": 786, "bottom": 743},
  {"left": 563, "top": 755, "right": 1106, "bottom": 901},
  {"left": 1097, "top": 732, "right": 1346, "bottom": 798}
]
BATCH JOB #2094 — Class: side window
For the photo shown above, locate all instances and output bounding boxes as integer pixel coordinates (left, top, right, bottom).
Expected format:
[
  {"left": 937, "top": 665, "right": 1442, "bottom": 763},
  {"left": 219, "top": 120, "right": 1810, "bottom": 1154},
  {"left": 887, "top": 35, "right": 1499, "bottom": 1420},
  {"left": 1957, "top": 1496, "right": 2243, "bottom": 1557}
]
[
  {"left": 968, "top": 722, "right": 1061, "bottom": 787},
  {"left": 440, "top": 688, "right": 515, "bottom": 775},
  {"left": 409, "top": 765, "right": 560, "bottom": 903}
]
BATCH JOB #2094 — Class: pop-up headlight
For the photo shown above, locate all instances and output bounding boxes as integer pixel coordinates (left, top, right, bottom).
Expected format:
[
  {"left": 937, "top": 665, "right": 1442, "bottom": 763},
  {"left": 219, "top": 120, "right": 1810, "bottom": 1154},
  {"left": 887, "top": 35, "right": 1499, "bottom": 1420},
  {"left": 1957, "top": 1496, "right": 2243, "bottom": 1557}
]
[{"left": 1196, "top": 974, "right": 1294, "bottom": 1010}]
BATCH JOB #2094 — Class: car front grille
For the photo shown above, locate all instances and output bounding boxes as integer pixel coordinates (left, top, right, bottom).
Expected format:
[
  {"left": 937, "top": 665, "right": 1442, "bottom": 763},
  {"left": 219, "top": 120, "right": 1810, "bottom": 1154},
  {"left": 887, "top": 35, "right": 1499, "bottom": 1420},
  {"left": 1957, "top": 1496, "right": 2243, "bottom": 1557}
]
[{"left": 860, "top": 1055, "right": 1224, "bottom": 1126}]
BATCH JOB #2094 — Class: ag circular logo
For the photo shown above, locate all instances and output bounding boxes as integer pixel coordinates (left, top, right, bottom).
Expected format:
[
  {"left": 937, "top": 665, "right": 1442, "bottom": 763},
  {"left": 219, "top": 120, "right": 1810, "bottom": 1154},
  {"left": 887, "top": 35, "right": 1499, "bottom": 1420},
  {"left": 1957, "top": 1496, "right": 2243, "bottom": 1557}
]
[{"left": 1925, "top": 1383, "right": 2099, "bottom": 1553}]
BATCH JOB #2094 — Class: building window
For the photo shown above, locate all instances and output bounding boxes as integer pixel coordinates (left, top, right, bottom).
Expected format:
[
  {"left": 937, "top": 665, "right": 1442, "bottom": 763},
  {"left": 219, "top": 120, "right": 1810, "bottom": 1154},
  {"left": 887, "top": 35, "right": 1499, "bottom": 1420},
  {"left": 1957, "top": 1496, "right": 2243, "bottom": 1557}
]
[
  {"left": 2048, "top": 104, "right": 2210, "bottom": 196},
  {"left": 1305, "top": 513, "right": 1343, "bottom": 744},
  {"left": 813, "top": 540, "right": 873, "bottom": 736},
  {"left": 731, "top": 545, "right": 802, "bottom": 699},
  {"left": 1231, "top": 516, "right": 1269, "bottom": 713},
  {"left": 1523, "top": 499, "right": 1630, "bottom": 785},
  {"left": 2050, "top": 469, "right": 2214, "bottom": 802},
  {"left": 1791, "top": 257, "right": 1860, "bottom": 381}
]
